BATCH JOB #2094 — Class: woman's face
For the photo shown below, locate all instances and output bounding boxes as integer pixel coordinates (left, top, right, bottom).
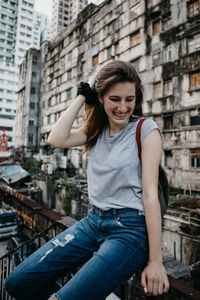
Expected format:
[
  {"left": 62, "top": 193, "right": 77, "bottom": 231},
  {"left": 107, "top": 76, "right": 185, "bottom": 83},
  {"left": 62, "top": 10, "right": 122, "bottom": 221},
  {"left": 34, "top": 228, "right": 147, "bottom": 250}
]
[{"left": 98, "top": 81, "right": 136, "bottom": 133}]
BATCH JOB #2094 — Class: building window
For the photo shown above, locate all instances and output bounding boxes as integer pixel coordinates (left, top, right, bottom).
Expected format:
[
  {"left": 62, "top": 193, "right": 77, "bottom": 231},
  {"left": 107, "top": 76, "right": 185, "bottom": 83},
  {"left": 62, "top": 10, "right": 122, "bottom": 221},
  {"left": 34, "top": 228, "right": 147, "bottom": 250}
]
[
  {"left": 28, "top": 134, "right": 33, "bottom": 142},
  {"left": 56, "top": 94, "right": 61, "bottom": 104},
  {"left": 130, "top": 31, "right": 140, "bottom": 47},
  {"left": 130, "top": 3, "right": 140, "bottom": 18},
  {"left": 153, "top": 52, "right": 162, "bottom": 66},
  {"left": 113, "top": 19, "right": 120, "bottom": 31},
  {"left": 78, "top": 61, "right": 86, "bottom": 74},
  {"left": 92, "top": 32, "right": 100, "bottom": 45},
  {"left": 164, "top": 79, "right": 172, "bottom": 96},
  {"left": 31, "top": 87, "right": 36, "bottom": 94},
  {"left": 68, "top": 51, "right": 72, "bottom": 61},
  {"left": 92, "top": 55, "right": 98, "bottom": 66},
  {"left": 190, "top": 149, "right": 200, "bottom": 168},
  {"left": 32, "top": 71, "right": 36, "bottom": 77},
  {"left": 153, "top": 20, "right": 161, "bottom": 35},
  {"left": 66, "top": 88, "right": 72, "bottom": 99},
  {"left": 189, "top": 72, "right": 200, "bottom": 90},
  {"left": 164, "top": 150, "right": 173, "bottom": 169},
  {"left": 163, "top": 46, "right": 172, "bottom": 63},
  {"left": 153, "top": 82, "right": 162, "bottom": 98},
  {"left": 114, "top": 42, "right": 120, "bottom": 54},
  {"left": 107, "top": 46, "right": 112, "bottom": 59},
  {"left": 47, "top": 115, "right": 50, "bottom": 124},
  {"left": 0, "top": 126, "right": 12, "bottom": 131},
  {"left": 69, "top": 32, "right": 73, "bottom": 42},
  {"left": 190, "top": 115, "right": 200, "bottom": 125},
  {"left": 162, "top": 17, "right": 172, "bottom": 31},
  {"left": 187, "top": 0, "right": 200, "bottom": 18},
  {"left": 30, "top": 102, "right": 35, "bottom": 109},
  {"left": 48, "top": 98, "right": 51, "bottom": 106},
  {"left": 188, "top": 33, "right": 200, "bottom": 54},
  {"left": 56, "top": 76, "right": 61, "bottom": 85},
  {"left": 29, "top": 120, "right": 34, "bottom": 126},
  {"left": 163, "top": 114, "right": 173, "bottom": 129},
  {"left": 67, "top": 69, "right": 72, "bottom": 80}
]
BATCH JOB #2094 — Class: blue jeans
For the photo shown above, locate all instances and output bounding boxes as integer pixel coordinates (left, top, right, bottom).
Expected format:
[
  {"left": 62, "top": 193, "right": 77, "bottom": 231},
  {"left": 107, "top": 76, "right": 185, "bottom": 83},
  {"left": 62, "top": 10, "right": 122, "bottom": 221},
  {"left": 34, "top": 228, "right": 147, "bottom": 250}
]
[{"left": 5, "top": 206, "right": 149, "bottom": 300}]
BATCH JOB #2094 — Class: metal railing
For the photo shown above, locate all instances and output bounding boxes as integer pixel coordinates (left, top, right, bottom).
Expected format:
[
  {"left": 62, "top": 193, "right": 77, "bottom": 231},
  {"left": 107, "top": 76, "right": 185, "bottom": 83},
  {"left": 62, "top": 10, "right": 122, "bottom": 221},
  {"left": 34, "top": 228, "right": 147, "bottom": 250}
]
[
  {"left": 0, "top": 223, "right": 59, "bottom": 300},
  {"left": 1, "top": 223, "right": 200, "bottom": 300}
]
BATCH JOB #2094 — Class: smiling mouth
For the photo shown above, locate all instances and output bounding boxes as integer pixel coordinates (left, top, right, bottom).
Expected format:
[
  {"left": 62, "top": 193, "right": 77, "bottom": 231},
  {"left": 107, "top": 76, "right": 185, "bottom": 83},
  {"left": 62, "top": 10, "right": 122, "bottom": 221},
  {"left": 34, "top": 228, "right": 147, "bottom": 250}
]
[{"left": 113, "top": 112, "right": 128, "bottom": 118}]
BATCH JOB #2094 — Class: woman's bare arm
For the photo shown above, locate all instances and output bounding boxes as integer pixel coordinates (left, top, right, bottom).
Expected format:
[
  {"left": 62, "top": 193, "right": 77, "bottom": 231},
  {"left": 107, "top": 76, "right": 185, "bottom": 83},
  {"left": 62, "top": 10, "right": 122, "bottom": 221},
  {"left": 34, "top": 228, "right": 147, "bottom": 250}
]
[
  {"left": 140, "top": 129, "right": 169, "bottom": 296},
  {"left": 48, "top": 95, "right": 87, "bottom": 148}
]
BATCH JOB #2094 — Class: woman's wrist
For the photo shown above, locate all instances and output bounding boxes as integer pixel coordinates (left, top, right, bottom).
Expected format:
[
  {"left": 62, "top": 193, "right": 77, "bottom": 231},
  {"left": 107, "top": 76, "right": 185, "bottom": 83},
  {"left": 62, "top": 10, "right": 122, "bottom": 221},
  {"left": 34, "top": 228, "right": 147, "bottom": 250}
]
[
  {"left": 148, "top": 257, "right": 163, "bottom": 265},
  {"left": 76, "top": 94, "right": 86, "bottom": 103}
]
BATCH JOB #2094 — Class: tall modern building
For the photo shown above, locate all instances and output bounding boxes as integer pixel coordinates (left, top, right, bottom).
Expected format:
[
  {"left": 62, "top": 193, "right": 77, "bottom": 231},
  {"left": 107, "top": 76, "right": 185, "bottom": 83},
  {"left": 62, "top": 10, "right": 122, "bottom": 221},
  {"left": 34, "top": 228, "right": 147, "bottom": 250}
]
[
  {"left": 0, "top": 0, "right": 19, "bottom": 160},
  {"left": 15, "top": 0, "right": 35, "bottom": 65},
  {"left": 33, "top": 11, "right": 51, "bottom": 50},
  {"left": 0, "top": 0, "right": 50, "bottom": 160},
  {"left": 51, "top": 0, "right": 88, "bottom": 39}
]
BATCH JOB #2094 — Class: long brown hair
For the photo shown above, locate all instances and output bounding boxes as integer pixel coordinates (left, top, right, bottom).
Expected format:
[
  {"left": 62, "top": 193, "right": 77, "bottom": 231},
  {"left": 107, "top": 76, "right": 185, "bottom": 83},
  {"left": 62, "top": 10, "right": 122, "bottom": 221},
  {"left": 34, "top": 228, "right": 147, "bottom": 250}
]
[{"left": 83, "top": 60, "right": 143, "bottom": 152}]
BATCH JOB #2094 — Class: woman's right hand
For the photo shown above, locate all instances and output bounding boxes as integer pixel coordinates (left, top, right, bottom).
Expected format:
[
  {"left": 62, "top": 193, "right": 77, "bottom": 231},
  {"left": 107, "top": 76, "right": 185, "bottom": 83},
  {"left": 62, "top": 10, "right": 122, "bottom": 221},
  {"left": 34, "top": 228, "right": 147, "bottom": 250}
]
[
  {"left": 141, "top": 261, "right": 169, "bottom": 296},
  {"left": 77, "top": 82, "right": 98, "bottom": 105}
]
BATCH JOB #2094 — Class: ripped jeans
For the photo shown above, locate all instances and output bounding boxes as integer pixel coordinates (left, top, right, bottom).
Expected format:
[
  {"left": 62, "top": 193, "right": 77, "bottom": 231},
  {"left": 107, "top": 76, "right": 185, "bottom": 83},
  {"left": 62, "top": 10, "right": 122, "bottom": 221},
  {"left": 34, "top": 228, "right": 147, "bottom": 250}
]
[{"left": 5, "top": 206, "right": 148, "bottom": 300}]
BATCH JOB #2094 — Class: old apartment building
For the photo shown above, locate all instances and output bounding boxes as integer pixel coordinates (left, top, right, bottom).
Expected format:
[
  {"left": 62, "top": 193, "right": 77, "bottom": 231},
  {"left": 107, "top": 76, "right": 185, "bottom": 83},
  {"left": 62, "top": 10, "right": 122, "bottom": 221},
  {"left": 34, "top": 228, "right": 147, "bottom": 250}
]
[
  {"left": 16, "top": 0, "right": 200, "bottom": 193},
  {"left": 15, "top": 48, "right": 41, "bottom": 152}
]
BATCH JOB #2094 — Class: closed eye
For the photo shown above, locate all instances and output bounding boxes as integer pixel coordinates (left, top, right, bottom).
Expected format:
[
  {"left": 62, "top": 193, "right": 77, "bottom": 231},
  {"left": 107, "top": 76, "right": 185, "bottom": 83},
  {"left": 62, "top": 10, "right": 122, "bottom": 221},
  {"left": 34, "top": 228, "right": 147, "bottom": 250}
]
[
  {"left": 109, "top": 97, "right": 135, "bottom": 102},
  {"left": 126, "top": 98, "right": 135, "bottom": 102}
]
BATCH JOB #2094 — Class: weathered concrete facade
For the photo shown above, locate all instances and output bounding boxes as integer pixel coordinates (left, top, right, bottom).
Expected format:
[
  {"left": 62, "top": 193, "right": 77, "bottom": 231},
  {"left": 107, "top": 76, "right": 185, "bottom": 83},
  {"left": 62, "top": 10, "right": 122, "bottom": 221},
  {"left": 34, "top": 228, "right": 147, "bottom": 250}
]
[
  {"left": 17, "top": 0, "right": 200, "bottom": 192},
  {"left": 15, "top": 48, "right": 41, "bottom": 154}
]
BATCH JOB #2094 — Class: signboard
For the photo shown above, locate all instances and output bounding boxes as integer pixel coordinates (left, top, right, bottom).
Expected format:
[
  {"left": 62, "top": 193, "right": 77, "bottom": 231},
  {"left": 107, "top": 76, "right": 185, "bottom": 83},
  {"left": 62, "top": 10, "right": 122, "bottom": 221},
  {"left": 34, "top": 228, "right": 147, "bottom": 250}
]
[{"left": 0, "top": 133, "right": 9, "bottom": 151}]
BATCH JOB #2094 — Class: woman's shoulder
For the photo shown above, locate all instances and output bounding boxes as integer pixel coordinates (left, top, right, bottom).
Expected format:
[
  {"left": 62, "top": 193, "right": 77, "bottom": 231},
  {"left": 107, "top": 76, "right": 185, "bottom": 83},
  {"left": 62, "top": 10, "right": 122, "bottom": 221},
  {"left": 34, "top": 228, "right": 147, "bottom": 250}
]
[
  {"left": 139, "top": 117, "right": 163, "bottom": 144},
  {"left": 129, "top": 116, "right": 158, "bottom": 128}
]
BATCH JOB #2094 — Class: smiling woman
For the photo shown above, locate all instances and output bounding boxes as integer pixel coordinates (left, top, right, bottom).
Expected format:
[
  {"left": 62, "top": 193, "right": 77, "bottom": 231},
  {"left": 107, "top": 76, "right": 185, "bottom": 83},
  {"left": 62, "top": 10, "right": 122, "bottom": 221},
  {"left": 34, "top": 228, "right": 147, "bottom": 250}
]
[
  {"left": 5, "top": 61, "right": 169, "bottom": 300},
  {"left": 98, "top": 81, "right": 136, "bottom": 135}
]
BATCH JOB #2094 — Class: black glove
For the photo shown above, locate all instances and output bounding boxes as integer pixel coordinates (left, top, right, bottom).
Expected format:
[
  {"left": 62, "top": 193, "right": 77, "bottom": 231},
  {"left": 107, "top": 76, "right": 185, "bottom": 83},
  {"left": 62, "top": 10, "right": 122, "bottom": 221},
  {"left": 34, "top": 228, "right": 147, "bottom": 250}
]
[{"left": 77, "top": 82, "right": 98, "bottom": 105}]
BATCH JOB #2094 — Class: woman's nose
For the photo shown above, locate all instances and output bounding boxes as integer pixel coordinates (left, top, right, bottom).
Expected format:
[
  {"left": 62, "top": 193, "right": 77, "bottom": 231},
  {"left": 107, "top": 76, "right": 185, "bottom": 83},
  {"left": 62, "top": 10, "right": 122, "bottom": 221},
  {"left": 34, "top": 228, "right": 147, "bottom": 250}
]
[{"left": 118, "top": 101, "right": 127, "bottom": 112}]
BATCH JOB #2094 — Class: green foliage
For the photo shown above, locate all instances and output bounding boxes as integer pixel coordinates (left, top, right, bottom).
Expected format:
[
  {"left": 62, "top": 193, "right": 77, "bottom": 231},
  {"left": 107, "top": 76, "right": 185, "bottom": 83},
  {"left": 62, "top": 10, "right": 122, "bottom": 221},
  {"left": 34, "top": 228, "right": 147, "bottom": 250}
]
[
  {"left": 22, "top": 157, "right": 42, "bottom": 174},
  {"left": 58, "top": 175, "right": 81, "bottom": 216}
]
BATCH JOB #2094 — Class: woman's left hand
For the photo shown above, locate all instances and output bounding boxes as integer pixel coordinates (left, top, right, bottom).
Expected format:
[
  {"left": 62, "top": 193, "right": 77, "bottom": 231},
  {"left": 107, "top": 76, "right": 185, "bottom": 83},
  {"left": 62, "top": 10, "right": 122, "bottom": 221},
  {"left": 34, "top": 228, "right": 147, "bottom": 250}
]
[{"left": 141, "top": 261, "right": 170, "bottom": 296}]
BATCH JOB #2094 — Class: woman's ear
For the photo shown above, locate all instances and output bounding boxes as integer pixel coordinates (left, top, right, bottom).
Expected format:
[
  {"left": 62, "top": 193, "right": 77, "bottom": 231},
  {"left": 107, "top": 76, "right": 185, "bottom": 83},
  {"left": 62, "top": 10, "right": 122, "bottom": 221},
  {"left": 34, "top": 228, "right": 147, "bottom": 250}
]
[{"left": 98, "top": 95, "right": 104, "bottom": 104}]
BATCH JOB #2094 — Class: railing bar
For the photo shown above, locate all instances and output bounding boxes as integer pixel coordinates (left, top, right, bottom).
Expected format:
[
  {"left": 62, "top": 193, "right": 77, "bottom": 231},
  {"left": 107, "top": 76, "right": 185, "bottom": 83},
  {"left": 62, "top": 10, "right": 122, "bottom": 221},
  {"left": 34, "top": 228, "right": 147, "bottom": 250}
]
[{"left": 0, "top": 258, "right": 3, "bottom": 300}]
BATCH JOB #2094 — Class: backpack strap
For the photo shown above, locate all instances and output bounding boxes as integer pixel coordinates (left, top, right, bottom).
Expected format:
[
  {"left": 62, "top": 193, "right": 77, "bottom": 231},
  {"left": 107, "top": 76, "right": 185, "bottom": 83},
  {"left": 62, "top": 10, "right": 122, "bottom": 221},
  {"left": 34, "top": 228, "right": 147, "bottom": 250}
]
[{"left": 136, "top": 118, "right": 146, "bottom": 161}]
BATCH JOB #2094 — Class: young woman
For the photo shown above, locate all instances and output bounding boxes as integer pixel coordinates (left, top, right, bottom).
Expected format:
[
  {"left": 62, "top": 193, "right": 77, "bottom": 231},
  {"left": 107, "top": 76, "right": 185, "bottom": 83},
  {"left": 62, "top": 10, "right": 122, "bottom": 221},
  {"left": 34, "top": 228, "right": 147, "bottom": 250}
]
[{"left": 5, "top": 61, "right": 169, "bottom": 300}]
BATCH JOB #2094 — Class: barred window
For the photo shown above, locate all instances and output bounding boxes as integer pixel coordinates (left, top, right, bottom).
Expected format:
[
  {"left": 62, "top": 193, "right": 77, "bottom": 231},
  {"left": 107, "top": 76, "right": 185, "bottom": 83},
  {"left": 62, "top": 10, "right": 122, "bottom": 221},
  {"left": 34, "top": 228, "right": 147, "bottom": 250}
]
[
  {"left": 130, "top": 31, "right": 140, "bottom": 47},
  {"left": 164, "top": 79, "right": 172, "bottom": 96},
  {"left": 189, "top": 72, "right": 200, "bottom": 90},
  {"left": 190, "top": 149, "right": 200, "bottom": 168},
  {"left": 187, "top": 0, "right": 200, "bottom": 17},
  {"left": 153, "top": 20, "right": 161, "bottom": 35},
  {"left": 153, "top": 82, "right": 162, "bottom": 98},
  {"left": 92, "top": 55, "right": 98, "bottom": 66}
]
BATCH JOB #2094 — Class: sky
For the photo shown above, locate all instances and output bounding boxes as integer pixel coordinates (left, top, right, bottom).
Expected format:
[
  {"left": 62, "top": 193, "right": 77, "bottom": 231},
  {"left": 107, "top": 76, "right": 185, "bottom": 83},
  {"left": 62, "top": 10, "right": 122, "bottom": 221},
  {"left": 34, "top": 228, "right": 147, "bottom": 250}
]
[
  {"left": 34, "top": 0, "right": 94, "bottom": 19},
  {"left": 35, "top": 0, "right": 53, "bottom": 18}
]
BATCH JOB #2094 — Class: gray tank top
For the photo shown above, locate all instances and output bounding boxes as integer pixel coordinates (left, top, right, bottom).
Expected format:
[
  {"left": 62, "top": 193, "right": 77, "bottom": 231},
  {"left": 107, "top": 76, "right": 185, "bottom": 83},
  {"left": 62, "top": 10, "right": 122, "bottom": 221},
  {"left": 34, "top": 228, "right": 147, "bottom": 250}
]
[{"left": 87, "top": 118, "right": 163, "bottom": 214}]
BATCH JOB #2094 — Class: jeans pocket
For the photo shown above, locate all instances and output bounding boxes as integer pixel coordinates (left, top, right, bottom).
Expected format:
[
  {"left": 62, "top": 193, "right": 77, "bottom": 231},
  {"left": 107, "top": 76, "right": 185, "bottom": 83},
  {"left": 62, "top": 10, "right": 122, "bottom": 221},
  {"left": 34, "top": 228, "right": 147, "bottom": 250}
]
[{"left": 115, "top": 216, "right": 146, "bottom": 231}]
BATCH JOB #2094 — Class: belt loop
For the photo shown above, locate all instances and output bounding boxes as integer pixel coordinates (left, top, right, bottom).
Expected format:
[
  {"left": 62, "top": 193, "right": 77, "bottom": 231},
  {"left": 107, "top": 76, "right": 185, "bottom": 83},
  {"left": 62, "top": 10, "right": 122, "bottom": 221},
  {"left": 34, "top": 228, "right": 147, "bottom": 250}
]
[{"left": 113, "top": 208, "right": 117, "bottom": 216}]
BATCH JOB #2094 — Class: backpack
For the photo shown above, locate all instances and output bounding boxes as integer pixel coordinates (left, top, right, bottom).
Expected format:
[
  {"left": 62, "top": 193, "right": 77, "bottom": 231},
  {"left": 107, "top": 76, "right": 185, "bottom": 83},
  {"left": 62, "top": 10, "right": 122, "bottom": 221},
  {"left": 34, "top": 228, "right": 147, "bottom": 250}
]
[{"left": 136, "top": 118, "right": 169, "bottom": 216}]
